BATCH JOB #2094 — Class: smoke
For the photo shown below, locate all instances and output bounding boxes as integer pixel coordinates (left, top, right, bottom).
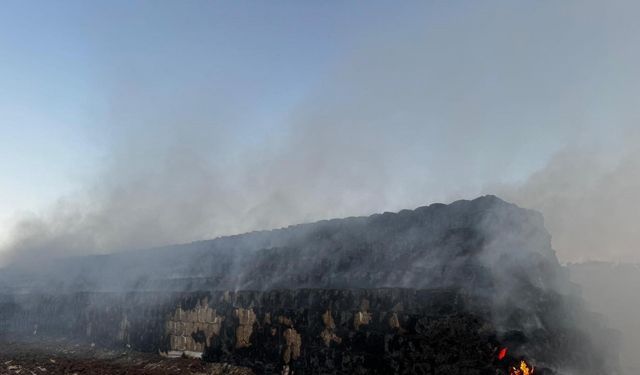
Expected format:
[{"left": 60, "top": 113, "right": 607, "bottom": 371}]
[
  {"left": 2, "top": 0, "right": 640, "bottom": 266},
  {"left": 492, "top": 131, "right": 640, "bottom": 263},
  {"left": 0, "top": 3, "right": 637, "bottom": 372}
]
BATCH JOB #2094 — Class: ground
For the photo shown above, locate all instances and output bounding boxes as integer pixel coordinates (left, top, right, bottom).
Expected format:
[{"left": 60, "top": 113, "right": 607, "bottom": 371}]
[{"left": 0, "top": 335, "right": 253, "bottom": 375}]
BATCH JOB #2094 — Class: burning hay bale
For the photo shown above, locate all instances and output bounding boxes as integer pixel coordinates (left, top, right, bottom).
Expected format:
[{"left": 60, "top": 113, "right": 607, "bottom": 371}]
[{"left": 0, "top": 197, "right": 622, "bottom": 374}]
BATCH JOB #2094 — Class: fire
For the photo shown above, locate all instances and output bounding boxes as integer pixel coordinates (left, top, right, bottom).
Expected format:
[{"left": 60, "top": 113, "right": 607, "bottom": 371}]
[
  {"left": 496, "top": 346, "right": 534, "bottom": 374},
  {"left": 509, "top": 360, "right": 534, "bottom": 375},
  {"left": 498, "top": 347, "right": 507, "bottom": 360}
]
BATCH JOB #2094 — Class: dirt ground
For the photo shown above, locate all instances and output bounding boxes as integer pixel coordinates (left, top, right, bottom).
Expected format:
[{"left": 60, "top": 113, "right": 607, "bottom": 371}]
[{"left": 0, "top": 335, "right": 253, "bottom": 375}]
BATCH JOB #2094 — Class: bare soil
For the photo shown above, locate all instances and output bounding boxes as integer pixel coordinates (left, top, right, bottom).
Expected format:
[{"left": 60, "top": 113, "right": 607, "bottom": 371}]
[{"left": 0, "top": 335, "right": 253, "bottom": 375}]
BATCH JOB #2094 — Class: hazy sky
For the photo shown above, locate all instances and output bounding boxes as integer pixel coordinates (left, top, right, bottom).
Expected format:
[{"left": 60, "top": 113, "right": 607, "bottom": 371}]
[{"left": 1, "top": 1, "right": 639, "bottom": 263}]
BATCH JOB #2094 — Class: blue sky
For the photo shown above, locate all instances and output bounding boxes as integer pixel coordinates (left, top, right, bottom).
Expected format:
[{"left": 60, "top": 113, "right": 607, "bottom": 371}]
[
  {"left": 0, "top": 1, "right": 372, "bottom": 221},
  {"left": 0, "top": 1, "right": 441, "bottom": 236},
  {"left": 1, "top": 1, "right": 639, "bottom": 262}
]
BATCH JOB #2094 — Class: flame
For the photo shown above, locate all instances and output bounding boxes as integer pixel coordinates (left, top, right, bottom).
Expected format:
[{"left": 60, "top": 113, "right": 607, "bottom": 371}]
[
  {"left": 509, "top": 360, "right": 534, "bottom": 375},
  {"left": 498, "top": 347, "right": 508, "bottom": 360}
]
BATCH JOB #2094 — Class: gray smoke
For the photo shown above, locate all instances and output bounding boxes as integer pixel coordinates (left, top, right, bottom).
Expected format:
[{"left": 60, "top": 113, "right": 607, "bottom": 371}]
[
  {"left": 493, "top": 135, "right": 640, "bottom": 263},
  {"left": 1, "top": 1, "right": 638, "bottom": 372},
  {"left": 3, "top": 0, "right": 640, "bottom": 266}
]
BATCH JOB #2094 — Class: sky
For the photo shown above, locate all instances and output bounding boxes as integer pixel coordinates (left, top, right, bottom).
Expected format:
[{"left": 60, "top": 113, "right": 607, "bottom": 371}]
[{"left": 1, "top": 0, "right": 639, "bottom": 264}]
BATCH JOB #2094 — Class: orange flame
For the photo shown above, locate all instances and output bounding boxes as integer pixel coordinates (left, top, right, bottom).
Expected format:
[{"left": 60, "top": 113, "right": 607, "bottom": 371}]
[{"left": 509, "top": 360, "right": 534, "bottom": 375}]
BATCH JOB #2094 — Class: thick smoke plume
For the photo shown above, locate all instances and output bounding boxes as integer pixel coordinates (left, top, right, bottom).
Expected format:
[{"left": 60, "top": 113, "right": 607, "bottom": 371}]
[
  {"left": 1, "top": 1, "right": 638, "bottom": 372},
  {"left": 495, "top": 135, "right": 640, "bottom": 263},
  {"left": 2, "top": 0, "right": 640, "bottom": 266}
]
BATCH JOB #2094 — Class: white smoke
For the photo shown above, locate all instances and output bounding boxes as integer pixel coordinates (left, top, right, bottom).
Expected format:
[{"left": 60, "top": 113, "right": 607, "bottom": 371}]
[{"left": 1, "top": 0, "right": 639, "bottom": 267}]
